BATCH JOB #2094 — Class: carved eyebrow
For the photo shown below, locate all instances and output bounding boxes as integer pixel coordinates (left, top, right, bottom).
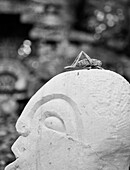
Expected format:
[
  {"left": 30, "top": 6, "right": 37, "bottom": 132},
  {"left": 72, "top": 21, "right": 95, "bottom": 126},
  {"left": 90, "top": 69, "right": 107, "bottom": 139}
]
[{"left": 28, "top": 94, "right": 84, "bottom": 141}]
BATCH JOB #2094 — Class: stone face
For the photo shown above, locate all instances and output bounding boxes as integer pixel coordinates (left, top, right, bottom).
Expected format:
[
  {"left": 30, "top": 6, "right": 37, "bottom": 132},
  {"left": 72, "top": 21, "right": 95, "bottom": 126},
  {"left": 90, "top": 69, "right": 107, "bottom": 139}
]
[{"left": 5, "top": 69, "right": 130, "bottom": 170}]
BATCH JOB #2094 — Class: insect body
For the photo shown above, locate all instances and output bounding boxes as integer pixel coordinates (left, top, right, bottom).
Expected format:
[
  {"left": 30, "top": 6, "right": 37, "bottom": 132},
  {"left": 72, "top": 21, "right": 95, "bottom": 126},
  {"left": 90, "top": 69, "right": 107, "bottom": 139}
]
[
  {"left": 91, "top": 59, "right": 102, "bottom": 68},
  {"left": 64, "top": 51, "right": 103, "bottom": 70},
  {"left": 76, "top": 58, "right": 102, "bottom": 69},
  {"left": 76, "top": 58, "right": 90, "bottom": 68}
]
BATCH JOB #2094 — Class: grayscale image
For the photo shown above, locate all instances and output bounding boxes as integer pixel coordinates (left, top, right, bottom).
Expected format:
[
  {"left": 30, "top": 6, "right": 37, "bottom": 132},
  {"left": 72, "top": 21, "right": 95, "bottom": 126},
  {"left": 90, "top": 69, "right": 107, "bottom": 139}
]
[{"left": 0, "top": 0, "right": 130, "bottom": 170}]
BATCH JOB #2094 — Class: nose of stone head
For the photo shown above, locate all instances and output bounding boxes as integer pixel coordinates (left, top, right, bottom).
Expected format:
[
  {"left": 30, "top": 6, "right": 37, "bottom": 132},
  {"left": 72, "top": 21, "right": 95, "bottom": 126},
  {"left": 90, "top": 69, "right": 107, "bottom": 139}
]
[{"left": 16, "top": 119, "right": 30, "bottom": 137}]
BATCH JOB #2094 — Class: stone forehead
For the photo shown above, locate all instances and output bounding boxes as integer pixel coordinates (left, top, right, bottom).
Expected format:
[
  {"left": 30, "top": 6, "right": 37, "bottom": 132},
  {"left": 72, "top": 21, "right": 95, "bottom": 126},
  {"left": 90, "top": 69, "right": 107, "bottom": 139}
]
[
  {"left": 43, "top": 69, "right": 129, "bottom": 95},
  {"left": 21, "top": 69, "right": 130, "bottom": 119}
]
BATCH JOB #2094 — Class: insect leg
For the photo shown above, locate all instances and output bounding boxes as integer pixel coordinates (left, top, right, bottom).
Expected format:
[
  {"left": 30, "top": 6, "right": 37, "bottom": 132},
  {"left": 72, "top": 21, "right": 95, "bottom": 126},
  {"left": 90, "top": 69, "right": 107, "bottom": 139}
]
[
  {"left": 70, "top": 51, "right": 84, "bottom": 67},
  {"left": 64, "top": 52, "right": 82, "bottom": 69},
  {"left": 82, "top": 51, "right": 92, "bottom": 65}
]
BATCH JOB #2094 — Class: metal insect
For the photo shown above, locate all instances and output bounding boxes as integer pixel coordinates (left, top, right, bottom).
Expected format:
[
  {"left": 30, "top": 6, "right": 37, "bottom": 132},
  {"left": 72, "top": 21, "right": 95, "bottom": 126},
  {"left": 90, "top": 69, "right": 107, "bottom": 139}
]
[{"left": 64, "top": 51, "right": 103, "bottom": 70}]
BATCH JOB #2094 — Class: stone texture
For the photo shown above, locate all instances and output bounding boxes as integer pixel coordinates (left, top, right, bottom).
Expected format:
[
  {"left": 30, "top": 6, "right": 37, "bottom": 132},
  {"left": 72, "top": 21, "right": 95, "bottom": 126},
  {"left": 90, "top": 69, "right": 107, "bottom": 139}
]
[{"left": 5, "top": 69, "right": 130, "bottom": 170}]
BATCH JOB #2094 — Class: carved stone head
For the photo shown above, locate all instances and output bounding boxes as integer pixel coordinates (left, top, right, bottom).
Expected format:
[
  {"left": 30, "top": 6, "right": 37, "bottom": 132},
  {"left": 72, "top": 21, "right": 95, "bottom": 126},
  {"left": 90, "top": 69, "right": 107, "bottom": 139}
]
[{"left": 5, "top": 69, "right": 130, "bottom": 170}]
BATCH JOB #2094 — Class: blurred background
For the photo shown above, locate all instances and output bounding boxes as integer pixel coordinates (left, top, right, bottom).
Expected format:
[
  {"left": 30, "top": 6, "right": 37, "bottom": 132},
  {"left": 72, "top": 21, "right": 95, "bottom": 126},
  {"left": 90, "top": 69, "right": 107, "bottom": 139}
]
[{"left": 0, "top": 0, "right": 130, "bottom": 169}]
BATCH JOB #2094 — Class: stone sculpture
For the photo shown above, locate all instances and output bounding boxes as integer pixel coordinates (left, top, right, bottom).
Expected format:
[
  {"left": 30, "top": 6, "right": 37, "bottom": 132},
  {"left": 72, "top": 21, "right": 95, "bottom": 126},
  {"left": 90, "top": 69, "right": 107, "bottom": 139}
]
[{"left": 5, "top": 62, "right": 130, "bottom": 170}]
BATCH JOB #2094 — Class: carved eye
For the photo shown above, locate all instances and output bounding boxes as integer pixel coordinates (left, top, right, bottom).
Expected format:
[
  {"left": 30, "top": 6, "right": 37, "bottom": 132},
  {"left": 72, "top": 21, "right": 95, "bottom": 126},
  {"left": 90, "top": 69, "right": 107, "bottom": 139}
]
[{"left": 44, "top": 116, "right": 65, "bottom": 132}]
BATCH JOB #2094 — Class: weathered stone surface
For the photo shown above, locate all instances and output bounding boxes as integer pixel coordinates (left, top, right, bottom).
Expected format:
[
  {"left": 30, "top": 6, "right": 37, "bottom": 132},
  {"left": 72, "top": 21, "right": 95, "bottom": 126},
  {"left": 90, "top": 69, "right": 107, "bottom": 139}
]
[{"left": 5, "top": 69, "right": 130, "bottom": 170}]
